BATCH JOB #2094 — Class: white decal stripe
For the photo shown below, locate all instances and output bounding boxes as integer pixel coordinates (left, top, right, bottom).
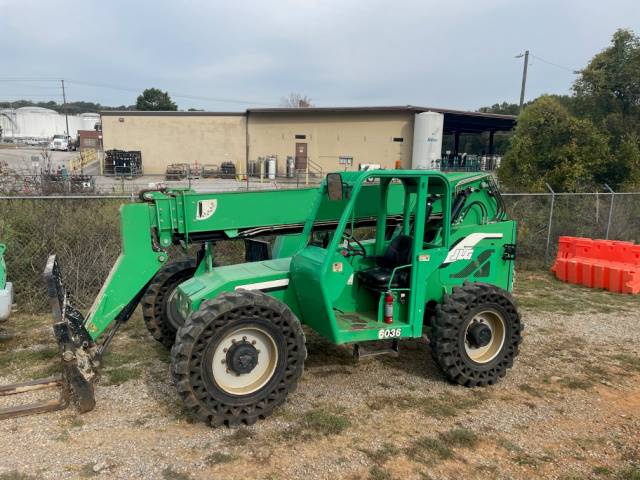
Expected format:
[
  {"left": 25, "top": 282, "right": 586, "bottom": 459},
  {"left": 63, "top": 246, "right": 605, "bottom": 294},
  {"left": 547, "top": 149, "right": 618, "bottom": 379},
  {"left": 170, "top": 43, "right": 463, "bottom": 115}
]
[
  {"left": 443, "top": 233, "right": 503, "bottom": 264},
  {"left": 234, "top": 279, "right": 290, "bottom": 291}
]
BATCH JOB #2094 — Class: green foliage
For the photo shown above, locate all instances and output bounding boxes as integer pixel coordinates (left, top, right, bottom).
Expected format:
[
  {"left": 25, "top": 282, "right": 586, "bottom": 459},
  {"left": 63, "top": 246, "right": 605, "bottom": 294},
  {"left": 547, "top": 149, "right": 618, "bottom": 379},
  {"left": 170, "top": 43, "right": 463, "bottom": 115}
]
[
  {"left": 498, "top": 29, "right": 640, "bottom": 191},
  {"left": 478, "top": 102, "right": 521, "bottom": 116},
  {"left": 499, "top": 96, "right": 612, "bottom": 191},
  {"left": 574, "top": 29, "right": 640, "bottom": 119},
  {"left": 136, "top": 88, "right": 178, "bottom": 111}
]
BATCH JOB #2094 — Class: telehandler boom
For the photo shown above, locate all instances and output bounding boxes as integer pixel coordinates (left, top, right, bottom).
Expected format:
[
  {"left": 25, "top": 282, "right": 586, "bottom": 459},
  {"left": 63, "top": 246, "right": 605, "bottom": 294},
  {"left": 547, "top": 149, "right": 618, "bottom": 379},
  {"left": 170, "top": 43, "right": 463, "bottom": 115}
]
[{"left": 0, "top": 170, "right": 522, "bottom": 425}]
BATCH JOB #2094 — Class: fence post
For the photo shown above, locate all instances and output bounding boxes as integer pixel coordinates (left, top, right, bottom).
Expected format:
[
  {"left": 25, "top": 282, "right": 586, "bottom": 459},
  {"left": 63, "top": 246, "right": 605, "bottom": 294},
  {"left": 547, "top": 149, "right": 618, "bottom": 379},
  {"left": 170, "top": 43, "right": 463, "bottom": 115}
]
[
  {"left": 544, "top": 183, "right": 555, "bottom": 266},
  {"left": 604, "top": 184, "right": 614, "bottom": 240}
]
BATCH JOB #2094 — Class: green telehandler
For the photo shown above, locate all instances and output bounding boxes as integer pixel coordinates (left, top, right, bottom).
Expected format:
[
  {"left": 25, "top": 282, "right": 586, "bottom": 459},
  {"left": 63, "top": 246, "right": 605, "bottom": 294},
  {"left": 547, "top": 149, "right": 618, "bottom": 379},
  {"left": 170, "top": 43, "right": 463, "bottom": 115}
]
[{"left": 0, "top": 169, "right": 522, "bottom": 425}]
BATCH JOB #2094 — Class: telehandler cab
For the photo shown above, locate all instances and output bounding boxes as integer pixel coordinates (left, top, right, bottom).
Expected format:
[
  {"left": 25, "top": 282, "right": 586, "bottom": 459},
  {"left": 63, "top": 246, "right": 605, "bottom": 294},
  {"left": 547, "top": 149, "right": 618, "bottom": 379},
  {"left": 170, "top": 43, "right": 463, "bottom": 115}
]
[{"left": 0, "top": 170, "right": 522, "bottom": 425}]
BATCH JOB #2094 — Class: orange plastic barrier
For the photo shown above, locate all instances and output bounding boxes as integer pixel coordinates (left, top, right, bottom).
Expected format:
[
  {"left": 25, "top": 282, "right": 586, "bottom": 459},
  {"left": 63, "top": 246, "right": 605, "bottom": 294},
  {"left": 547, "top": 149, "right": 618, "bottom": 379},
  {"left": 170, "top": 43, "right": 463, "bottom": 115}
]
[{"left": 551, "top": 236, "right": 640, "bottom": 294}]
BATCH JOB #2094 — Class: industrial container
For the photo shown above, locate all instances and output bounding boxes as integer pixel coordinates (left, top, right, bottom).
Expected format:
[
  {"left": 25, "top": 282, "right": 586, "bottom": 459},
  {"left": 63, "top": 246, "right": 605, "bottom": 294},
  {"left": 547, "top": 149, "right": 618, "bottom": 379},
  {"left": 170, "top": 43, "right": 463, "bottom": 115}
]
[
  {"left": 267, "top": 156, "right": 276, "bottom": 180},
  {"left": 286, "top": 156, "right": 295, "bottom": 178},
  {"left": 411, "top": 112, "right": 444, "bottom": 170}
]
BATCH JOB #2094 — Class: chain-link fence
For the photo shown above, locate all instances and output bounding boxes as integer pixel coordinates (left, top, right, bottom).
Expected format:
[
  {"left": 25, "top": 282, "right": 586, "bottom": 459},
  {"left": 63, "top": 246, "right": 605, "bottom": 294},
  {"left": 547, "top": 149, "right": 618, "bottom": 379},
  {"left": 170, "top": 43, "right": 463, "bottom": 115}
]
[{"left": 1, "top": 190, "right": 639, "bottom": 314}]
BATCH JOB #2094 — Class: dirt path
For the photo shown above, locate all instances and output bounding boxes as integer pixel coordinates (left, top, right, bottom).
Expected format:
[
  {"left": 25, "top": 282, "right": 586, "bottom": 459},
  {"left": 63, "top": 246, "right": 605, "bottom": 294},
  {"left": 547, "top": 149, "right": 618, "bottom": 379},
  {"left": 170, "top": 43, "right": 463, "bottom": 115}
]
[{"left": 0, "top": 273, "right": 638, "bottom": 479}]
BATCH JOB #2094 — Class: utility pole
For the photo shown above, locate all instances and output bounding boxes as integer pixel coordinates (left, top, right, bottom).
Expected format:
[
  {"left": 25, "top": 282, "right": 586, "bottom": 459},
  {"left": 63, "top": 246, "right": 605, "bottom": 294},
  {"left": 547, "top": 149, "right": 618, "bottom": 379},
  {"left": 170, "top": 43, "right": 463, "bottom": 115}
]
[
  {"left": 61, "top": 79, "right": 69, "bottom": 136},
  {"left": 517, "top": 50, "right": 529, "bottom": 113}
]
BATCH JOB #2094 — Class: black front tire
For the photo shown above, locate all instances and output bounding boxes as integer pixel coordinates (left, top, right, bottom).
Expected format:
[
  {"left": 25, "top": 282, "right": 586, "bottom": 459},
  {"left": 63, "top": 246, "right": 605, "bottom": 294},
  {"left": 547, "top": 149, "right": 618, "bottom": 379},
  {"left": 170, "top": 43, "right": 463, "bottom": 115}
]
[
  {"left": 171, "top": 290, "right": 306, "bottom": 427},
  {"left": 430, "top": 282, "right": 523, "bottom": 387},
  {"left": 142, "top": 258, "right": 197, "bottom": 348}
]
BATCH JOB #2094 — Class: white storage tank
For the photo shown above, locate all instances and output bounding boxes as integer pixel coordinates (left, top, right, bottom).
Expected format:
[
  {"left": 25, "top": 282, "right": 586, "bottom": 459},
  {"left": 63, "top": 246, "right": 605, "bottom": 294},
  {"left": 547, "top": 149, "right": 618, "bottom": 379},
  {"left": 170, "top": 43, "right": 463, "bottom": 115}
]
[{"left": 411, "top": 111, "right": 444, "bottom": 170}]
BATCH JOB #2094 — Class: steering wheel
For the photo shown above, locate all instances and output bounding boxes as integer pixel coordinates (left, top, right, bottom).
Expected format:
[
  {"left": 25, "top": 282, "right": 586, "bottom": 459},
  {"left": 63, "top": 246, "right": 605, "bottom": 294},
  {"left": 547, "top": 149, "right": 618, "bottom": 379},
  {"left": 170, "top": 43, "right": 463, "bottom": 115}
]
[{"left": 342, "top": 232, "right": 366, "bottom": 257}]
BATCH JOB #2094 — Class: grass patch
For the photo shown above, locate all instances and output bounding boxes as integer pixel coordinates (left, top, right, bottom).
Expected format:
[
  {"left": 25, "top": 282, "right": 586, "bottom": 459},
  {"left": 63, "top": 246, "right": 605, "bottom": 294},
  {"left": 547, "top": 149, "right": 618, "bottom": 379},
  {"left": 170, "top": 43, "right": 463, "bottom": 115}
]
[
  {"left": 406, "top": 436, "right": 454, "bottom": 465},
  {"left": 617, "top": 466, "right": 640, "bottom": 480},
  {"left": 518, "top": 383, "right": 544, "bottom": 398},
  {"left": 369, "top": 465, "right": 392, "bottom": 480},
  {"left": 79, "top": 463, "right": 98, "bottom": 478},
  {"left": 162, "top": 466, "right": 192, "bottom": 480},
  {"left": 515, "top": 272, "right": 638, "bottom": 315},
  {"left": 369, "top": 391, "right": 487, "bottom": 419},
  {"left": 222, "top": 428, "right": 255, "bottom": 446},
  {"left": 55, "top": 430, "right": 70, "bottom": 442},
  {"left": 360, "top": 443, "right": 400, "bottom": 465},
  {"left": 512, "top": 453, "right": 538, "bottom": 467},
  {"left": 69, "top": 417, "right": 84, "bottom": 428},
  {"left": 439, "top": 428, "right": 478, "bottom": 449},
  {"left": 592, "top": 466, "right": 612, "bottom": 475},
  {"left": 205, "top": 452, "right": 238, "bottom": 465},
  {"left": 423, "top": 393, "right": 488, "bottom": 418},
  {"left": 611, "top": 354, "right": 640, "bottom": 372},
  {"left": 0, "top": 347, "right": 59, "bottom": 375},
  {"left": 0, "top": 473, "right": 38, "bottom": 480},
  {"left": 104, "top": 366, "right": 142, "bottom": 386},
  {"left": 560, "top": 377, "right": 593, "bottom": 390},
  {"left": 300, "top": 409, "right": 351, "bottom": 436},
  {"left": 496, "top": 437, "right": 523, "bottom": 453}
]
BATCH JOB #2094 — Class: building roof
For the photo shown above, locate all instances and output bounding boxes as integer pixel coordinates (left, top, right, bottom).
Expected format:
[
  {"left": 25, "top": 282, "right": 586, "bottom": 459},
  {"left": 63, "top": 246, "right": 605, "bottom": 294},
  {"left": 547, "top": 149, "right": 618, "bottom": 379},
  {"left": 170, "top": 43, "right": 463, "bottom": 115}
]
[
  {"left": 100, "top": 105, "right": 516, "bottom": 133},
  {"left": 100, "top": 110, "right": 245, "bottom": 117},
  {"left": 247, "top": 105, "right": 516, "bottom": 133}
]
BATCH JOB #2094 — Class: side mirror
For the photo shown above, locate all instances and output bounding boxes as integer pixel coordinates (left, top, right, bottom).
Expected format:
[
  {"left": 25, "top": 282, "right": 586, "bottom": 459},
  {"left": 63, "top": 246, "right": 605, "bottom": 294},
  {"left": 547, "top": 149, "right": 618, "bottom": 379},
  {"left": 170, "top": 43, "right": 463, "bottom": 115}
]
[{"left": 326, "top": 173, "right": 343, "bottom": 201}]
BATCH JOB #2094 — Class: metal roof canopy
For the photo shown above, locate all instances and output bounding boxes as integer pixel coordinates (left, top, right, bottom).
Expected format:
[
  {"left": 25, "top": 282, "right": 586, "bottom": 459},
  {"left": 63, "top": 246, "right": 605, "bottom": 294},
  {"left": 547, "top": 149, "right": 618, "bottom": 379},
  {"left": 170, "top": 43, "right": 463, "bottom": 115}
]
[{"left": 247, "top": 105, "right": 516, "bottom": 134}]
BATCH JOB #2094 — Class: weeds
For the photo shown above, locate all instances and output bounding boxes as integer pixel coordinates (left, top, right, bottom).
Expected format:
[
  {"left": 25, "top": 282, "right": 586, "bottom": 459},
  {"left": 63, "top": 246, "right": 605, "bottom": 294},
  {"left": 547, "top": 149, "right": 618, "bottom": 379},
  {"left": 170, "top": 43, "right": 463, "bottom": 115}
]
[
  {"left": 161, "top": 466, "right": 192, "bottom": 480},
  {"left": 104, "top": 366, "right": 142, "bottom": 386},
  {"left": 406, "top": 436, "right": 454, "bottom": 465},
  {"left": 360, "top": 443, "right": 400, "bottom": 465},
  {"left": 560, "top": 377, "right": 593, "bottom": 390},
  {"left": 611, "top": 354, "right": 640, "bottom": 372},
  {"left": 79, "top": 463, "right": 97, "bottom": 478},
  {"left": 222, "top": 428, "right": 255, "bottom": 446},
  {"left": 368, "top": 465, "right": 392, "bottom": 480},
  {"left": 0, "top": 473, "right": 38, "bottom": 480},
  {"left": 439, "top": 428, "right": 478, "bottom": 449},
  {"left": 205, "top": 452, "right": 238, "bottom": 465},
  {"left": 300, "top": 409, "right": 351, "bottom": 435}
]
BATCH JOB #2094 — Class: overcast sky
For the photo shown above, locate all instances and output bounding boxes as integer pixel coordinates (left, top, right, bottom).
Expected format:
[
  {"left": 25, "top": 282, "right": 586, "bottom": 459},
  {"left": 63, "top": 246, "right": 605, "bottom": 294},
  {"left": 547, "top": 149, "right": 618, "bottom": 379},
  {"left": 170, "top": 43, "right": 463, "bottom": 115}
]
[{"left": 1, "top": 0, "right": 638, "bottom": 111}]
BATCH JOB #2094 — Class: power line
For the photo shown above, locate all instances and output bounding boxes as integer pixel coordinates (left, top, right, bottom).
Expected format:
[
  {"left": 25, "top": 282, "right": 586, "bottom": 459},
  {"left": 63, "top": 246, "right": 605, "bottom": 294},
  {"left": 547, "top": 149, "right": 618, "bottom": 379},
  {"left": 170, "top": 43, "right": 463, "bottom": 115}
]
[
  {"left": 0, "top": 76, "right": 279, "bottom": 107},
  {"left": 65, "top": 79, "right": 277, "bottom": 106},
  {"left": 529, "top": 54, "right": 578, "bottom": 73}
]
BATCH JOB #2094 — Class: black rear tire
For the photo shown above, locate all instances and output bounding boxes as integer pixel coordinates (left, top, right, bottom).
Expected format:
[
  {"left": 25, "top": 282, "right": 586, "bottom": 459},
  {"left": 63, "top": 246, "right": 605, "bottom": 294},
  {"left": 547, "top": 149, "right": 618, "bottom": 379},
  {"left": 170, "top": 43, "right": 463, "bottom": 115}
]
[
  {"left": 142, "top": 258, "right": 197, "bottom": 348},
  {"left": 171, "top": 290, "right": 306, "bottom": 427},
  {"left": 430, "top": 282, "right": 523, "bottom": 387}
]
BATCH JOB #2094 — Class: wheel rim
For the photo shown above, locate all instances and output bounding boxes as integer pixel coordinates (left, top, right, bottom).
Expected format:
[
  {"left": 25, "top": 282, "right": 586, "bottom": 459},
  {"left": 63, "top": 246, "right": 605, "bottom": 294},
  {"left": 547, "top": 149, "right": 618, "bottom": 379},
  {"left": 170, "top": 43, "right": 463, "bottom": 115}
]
[
  {"left": 464, "top": 309, "right": 506, "bottom": 364},
  {"left": 166, "top": 289, "right": 183, "bottom": 330},
  {"left": 211, "top": 327, "right": 278, "bottom": 396}
]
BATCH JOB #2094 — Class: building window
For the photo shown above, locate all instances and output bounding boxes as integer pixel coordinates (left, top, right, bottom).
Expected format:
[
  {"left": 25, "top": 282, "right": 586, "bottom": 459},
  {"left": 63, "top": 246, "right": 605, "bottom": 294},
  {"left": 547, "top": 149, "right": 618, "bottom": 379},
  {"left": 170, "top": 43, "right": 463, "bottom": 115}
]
[
  {"left": 339, "top": 156, "right": 353, "bottom": 166},
  {"left": 393, "top": 137, "right": 404, "bottom": 142},
  {"left": 295, "top": 134, "right": 306, "bottom": 139}
]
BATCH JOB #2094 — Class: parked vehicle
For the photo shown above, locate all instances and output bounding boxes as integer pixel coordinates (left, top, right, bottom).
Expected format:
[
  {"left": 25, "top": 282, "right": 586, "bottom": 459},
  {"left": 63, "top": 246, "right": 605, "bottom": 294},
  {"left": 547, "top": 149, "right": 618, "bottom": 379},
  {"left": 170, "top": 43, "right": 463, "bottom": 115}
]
[
  {"left": 49, "top": 134, "right": 71, "bottom": 151},
  {"left": 0, "top": 244, "right": 13, "bottom": 322},
  {"left": 0, "top": 170, "right": 521, "bottom": 424}
]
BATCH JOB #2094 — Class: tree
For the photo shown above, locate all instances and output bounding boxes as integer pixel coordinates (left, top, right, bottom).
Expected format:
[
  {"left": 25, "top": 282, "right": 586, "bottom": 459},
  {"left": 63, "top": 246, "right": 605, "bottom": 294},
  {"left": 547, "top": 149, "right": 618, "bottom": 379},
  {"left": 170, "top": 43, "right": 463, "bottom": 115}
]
[
  {"left": 574, "top": 29, "right": 640, "bottom": 119},
  {"left": 135, "top": 88, "right": 178, "bottom": 111},
  {"left": 498, "top": 96, "right": 613, "bottom": 192},
  {"left": 281, "top": 93, "right": 313, "bottom": 108},
  {"left": 478, "top": 102, "right": 520, "bottom": 116}
]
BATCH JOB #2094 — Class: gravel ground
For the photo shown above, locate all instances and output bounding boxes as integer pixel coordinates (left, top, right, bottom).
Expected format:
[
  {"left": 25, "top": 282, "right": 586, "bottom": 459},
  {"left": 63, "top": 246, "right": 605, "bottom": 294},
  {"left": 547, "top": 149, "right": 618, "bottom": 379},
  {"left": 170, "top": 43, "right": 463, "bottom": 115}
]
[{"left": 0, "top": 271, "right": 638, "bottom": 480}]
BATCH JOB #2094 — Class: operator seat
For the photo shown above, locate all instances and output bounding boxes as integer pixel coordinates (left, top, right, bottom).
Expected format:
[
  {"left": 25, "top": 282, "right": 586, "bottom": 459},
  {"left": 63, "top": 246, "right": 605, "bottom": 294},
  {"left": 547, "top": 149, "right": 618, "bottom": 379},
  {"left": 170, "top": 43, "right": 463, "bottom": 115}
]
[{"left": 357, "top": 234, "right": 413, "bottom": 291}]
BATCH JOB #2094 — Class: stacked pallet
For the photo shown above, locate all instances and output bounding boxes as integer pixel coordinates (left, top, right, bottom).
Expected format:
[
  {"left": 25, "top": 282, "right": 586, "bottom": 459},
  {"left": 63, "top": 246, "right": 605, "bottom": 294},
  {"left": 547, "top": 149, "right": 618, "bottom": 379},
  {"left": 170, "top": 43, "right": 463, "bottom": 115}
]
[{"left": 551, "top": 236, "right": 640, "bottom": 294}]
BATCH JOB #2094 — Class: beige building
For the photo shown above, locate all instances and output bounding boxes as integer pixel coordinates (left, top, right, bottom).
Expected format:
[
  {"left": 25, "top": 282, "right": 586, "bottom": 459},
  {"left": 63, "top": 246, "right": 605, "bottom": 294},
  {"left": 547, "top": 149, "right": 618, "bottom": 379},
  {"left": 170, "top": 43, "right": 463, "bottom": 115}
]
[
  {"left": 101, "top": 107, "right": 515, "bottom": 176},
  {"left": 101, "top": 112, "right": 246, "bottom": 175}
]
